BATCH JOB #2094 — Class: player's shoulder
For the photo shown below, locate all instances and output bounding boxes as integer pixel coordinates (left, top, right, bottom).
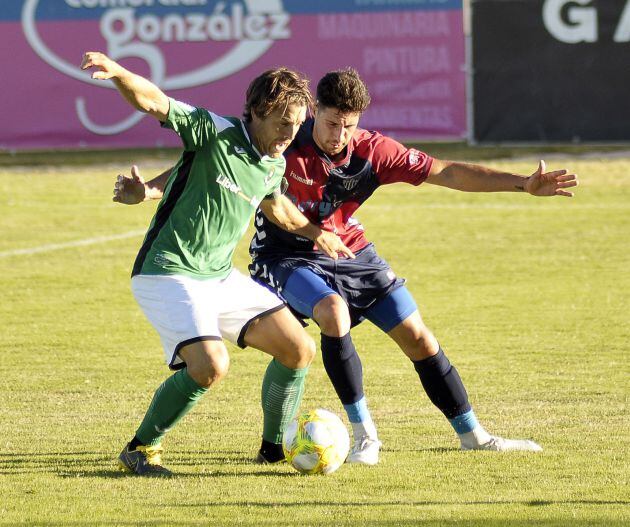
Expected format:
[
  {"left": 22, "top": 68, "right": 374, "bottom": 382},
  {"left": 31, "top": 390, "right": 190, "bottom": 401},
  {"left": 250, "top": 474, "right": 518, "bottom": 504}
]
[
  {"left": 353, "top": 127, "right": 381, "bottom": 144},
  {"left": 351, "top": 127, "right": 396, "bottom": 156},
  {"left": 209, "top": 113, "right": 241, "bottom": 133},
  {"left": 171, "top": 99, "right": 239, "bottom": 129}
]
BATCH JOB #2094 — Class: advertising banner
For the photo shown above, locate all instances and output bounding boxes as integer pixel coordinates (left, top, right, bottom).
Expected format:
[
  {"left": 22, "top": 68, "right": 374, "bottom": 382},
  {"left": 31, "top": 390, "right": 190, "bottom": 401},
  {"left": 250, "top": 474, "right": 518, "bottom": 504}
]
[
  {"left": 472, "top": 0, "right": 630, "bottom": 142},
  {"left": 1, "top": 0, "right": 466, "bottom": 150}
]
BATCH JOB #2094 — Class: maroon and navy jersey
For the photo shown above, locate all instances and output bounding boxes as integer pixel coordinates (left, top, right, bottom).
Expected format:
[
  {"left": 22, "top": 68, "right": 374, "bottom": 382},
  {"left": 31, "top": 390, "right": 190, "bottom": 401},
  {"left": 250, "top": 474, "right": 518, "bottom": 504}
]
[{"left": 249, "top": 119, "right": 433, "bottom": 258}]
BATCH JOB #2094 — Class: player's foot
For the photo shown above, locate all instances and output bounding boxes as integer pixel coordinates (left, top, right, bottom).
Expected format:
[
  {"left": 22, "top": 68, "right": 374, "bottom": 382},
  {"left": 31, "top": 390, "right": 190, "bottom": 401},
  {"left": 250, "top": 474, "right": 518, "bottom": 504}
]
[
  {"left": 118, "top": 443, "right": 173, "bottom": 477},
  {"left": 255, "top": 440, "right": 285, "bottom": 464},
  {"left": 254, "top": 450, "right": 286, "bottom": 464},
  {"left": 461, "top": 436, "right": 543, "bottom": 452},
  {"left": 346, "top": 436, "right": 382, "bottom": 465}
]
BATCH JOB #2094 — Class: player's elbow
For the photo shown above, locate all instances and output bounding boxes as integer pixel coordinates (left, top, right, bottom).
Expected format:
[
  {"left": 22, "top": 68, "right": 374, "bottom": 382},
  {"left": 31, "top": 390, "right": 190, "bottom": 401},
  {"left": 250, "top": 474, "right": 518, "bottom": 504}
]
[{"left": 136, "top": 95, "right": 169, "bottom": 119}]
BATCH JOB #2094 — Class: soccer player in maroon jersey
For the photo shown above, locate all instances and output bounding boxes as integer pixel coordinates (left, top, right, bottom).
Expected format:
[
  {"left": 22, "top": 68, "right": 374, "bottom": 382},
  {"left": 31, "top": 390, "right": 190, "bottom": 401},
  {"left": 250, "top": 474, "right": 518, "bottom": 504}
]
[
  {"left": 246, "top": 68, "right": 577, "bottom": 463},
  {"left": 114, "top": 68, "right": 577, "bottom": 465}
]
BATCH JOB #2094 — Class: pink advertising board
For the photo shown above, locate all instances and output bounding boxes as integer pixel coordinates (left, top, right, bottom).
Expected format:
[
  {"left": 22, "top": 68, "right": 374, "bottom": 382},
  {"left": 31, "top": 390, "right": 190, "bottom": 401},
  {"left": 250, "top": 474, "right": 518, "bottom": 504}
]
[{"left": 1, "top": 0, "right": 465, "bottom": 150}]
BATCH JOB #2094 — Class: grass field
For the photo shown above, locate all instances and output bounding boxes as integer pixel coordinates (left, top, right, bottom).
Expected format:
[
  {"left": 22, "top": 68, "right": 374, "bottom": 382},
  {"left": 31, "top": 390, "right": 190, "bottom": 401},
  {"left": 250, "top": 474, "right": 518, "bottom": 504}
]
[{"left": 0, "top": 150, "right": 628, "bottom": 526}]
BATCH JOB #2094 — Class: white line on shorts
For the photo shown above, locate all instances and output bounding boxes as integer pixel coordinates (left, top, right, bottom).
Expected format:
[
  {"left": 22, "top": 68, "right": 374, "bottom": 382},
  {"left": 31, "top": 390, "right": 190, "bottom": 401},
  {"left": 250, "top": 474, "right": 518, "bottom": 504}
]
[{"left": 0, "top": 229, "right": 146, "bottom": 258}]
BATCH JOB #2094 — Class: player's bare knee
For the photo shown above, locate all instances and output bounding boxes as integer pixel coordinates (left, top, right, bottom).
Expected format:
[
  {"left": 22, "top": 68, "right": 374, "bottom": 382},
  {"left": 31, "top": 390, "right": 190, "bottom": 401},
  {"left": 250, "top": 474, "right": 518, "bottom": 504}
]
[
  {"left": 278, "top": 333, "right": 315, "bottom": 369},
  {"left": 292, "top": 334, "right": 316, "bottom": 368},
  {"left": 181, "top": 343, "right": 230, "bottom": 387},
  {"left": 390, "top": 317, "right": 439, "bottom": 360},
  {"left": 416, "top": 331, "right": 439, "bottom": 357},
  {"left": 303, "top": 336, "right": 316, "bottom": 364},
  {"left": 313, "top": 295, "right": 351, "bottom": 337},
  {"left": 190, "top": 353, "right": 230, "bottom": 387},
  {"left": 211, "top": 350, "right": 230, "bottom": 383}
]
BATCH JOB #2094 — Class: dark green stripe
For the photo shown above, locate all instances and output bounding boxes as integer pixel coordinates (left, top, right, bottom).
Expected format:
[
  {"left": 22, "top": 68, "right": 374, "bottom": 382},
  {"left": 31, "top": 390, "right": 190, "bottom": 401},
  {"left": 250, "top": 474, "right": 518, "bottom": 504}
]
[{"left": 131, "top": 151, "right": 196, "bottom": 277}]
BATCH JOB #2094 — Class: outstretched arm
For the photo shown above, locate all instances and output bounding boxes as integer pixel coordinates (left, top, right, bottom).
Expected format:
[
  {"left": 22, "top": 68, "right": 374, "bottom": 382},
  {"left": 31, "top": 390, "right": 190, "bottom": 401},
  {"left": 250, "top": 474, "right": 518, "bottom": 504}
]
[
  {"left": 80, "top": 52, "right": 169, "bottom": 121},
  {"left": 426, "top": 159, "right": 578, "bottom": 197},
  {"left": 258, "top": 195, "right": 355, "bottom": 260},
  {"left": 113, "top": 165, "right": 170, "bottom": 204}
]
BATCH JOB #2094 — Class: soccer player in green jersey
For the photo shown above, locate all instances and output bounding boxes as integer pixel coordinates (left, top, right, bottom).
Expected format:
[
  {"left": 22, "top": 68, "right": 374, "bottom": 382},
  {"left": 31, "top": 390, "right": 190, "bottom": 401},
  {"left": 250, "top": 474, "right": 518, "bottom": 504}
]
[
  {"left": 113, "top": 69, "right": 578, "bottom": 469},
  {"left": 81, "top": 52, "right": 353, "bottom": 476}
]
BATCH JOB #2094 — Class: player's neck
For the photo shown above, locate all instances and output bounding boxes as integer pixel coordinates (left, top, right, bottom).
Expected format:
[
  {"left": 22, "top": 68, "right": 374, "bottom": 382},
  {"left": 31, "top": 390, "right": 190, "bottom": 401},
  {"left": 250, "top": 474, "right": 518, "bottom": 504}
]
[
  {"left": 244, "top": 120, "right": 264, "bottom": 156},
  {"left": 328, "top": 149, "right": 347, "bottom": 163},
  {"left": 313, "top": 134, "right": 347, "bottom": 164}
]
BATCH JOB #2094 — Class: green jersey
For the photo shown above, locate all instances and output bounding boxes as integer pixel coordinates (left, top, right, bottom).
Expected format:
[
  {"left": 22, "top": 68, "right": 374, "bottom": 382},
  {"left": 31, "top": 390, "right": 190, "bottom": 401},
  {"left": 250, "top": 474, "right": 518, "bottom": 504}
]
[{"left": 132, "top": 98, "right": 285, "bottom": 279}]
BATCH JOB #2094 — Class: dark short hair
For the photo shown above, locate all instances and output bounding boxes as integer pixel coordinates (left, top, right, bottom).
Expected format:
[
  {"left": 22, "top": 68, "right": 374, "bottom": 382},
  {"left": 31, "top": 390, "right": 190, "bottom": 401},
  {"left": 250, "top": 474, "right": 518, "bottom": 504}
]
[
  {"left": 316, "top": 68, "right": 371, "bottom": 114},
  {"left": 243, "top": 67, "right": 313, "bottom": 122}
]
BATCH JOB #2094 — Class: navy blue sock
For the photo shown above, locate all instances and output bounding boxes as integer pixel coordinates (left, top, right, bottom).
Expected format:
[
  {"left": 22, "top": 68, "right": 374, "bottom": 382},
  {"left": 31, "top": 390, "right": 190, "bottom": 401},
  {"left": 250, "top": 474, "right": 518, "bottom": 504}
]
[
  {"left": 128, "top": 436, "right": 144, "bottom": 451},
  {"left": 413, "top": 347, "right": 471, "bottom": 419},
  {"left": 259, "top": 438, "right": 284, "bottom": 463},
  {"left": 321, "top": 333, "right": 364, "bottom": 405}
]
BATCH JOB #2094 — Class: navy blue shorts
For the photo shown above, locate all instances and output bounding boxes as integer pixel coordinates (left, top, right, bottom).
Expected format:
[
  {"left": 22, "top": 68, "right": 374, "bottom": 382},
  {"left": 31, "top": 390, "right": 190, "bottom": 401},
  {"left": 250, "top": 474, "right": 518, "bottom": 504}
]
[{"left": 249, "top": 244, "right": 417, "bottom": 332}]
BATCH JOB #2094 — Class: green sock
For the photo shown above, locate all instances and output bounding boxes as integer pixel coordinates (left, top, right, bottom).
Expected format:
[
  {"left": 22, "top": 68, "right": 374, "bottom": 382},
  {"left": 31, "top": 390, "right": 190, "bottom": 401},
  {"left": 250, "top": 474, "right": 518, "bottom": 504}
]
[
  {"left": 261, "top": 359, "right": 309, "bottom": 443},
  {"left": 135, "top": 368, "right": 207, "bottom": 446}
]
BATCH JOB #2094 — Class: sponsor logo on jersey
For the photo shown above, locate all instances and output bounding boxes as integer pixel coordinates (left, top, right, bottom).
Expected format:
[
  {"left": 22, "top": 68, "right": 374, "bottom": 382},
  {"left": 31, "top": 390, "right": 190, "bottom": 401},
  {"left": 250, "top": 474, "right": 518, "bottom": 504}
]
[
  {"left": 217, "top": 173, "right": 242, "bottom": 194},
  {"left": 287, "top": 170, "right": 314, "bottom": 185},
  {"left": 234, "top": 146, "right": 247, "bottom": 155},
  {"left": 217, "top": 173, "right": 261, "bottom": 207}
]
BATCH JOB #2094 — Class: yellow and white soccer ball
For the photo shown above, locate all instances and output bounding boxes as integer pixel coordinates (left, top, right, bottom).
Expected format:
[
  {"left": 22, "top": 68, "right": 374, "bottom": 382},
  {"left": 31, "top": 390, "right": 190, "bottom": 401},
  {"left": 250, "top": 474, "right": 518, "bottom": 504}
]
[{"left": 282, "top": 408, "right": 350, "bottom": 475}]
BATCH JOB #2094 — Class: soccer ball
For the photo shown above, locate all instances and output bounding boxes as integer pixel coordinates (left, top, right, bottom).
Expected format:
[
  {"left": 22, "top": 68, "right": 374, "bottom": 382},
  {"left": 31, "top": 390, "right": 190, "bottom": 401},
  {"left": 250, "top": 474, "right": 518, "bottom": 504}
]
[{"left": 282, "top": 408, "right": 350, "bottom": 475}]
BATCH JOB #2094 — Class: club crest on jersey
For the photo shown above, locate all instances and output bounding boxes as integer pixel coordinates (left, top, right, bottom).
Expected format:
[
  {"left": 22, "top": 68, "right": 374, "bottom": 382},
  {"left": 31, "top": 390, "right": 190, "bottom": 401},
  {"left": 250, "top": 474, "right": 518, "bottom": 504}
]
[
  {"left": 409, "top": 149, "right": 420, "bottom": 165},
  {"left": 265, "top": 168, "right": 276, "bottom": 186},
  {"left": 341, "top": 176, "right": 360, "bottom": 191},
  {"left": 330, "top": 167, "right": 360, "bottom": 191}
]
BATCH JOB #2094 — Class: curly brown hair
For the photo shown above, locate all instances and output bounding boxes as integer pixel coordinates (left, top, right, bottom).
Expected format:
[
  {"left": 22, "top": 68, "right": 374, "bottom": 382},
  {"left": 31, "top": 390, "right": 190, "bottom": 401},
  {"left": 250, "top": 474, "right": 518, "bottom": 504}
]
[
  {"left": 243, "top": 67, "right": 313, "bottom": 122},
  {"left": 316, "top": 68, "right": 371, "bottom": 114}
]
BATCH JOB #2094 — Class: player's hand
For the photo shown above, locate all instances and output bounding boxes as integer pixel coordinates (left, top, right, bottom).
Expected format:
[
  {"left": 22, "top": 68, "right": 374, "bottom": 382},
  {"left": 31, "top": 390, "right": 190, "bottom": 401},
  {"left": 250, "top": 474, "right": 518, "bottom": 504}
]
[
  {"left": 81, "top": 51, "right": 124, "bottom": 80},
  {"left": 315, "top": 230, "right": 355, "bottom": 260},
  {"left": 113, "top": 165, "right": 147, "bottom": 204},
  {"left": 525, "top": 160, "right": 578, "bottom": 197}
]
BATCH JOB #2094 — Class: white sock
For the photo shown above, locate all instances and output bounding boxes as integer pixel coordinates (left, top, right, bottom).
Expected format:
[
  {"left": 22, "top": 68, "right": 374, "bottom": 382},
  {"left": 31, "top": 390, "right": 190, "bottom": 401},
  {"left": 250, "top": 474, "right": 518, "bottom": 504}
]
[{"left": 458, "top": 425, "right": 492, "bottom": 449}]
